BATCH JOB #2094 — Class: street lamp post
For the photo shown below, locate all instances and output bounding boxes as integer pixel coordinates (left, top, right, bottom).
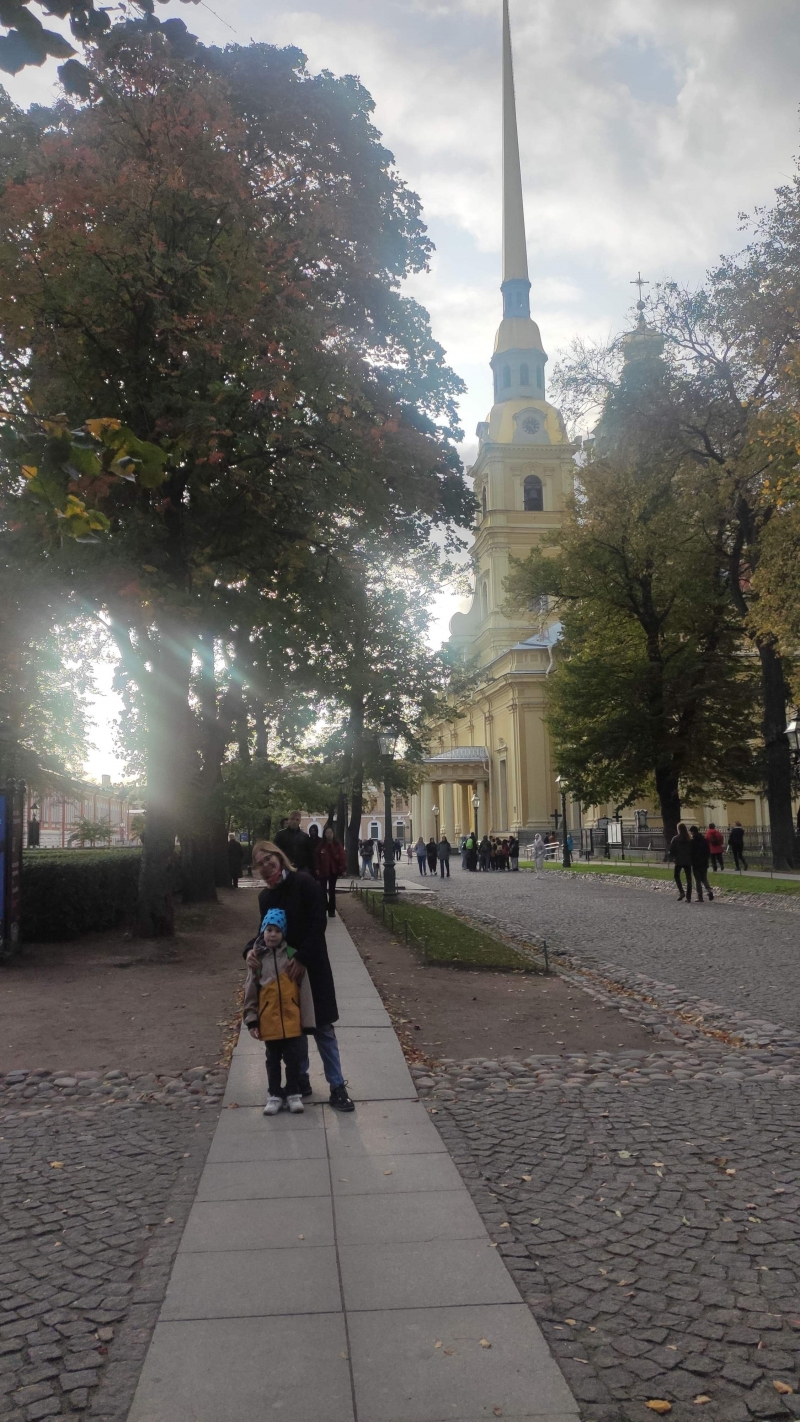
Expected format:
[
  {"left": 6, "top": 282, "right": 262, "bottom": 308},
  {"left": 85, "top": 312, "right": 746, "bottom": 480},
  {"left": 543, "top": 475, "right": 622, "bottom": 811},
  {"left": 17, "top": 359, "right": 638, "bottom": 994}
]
[
  {"left": 556, "top": 776, "right": 572, "bottom": 868},
  {"left": 432, "top": 803, "right": 439, "bottom": 840},
  {"left": 472, "top": 793, "right": 480, "bottom": 840},
  {"left": 377, "top": 732, "right": 399, "bottom": 904}
]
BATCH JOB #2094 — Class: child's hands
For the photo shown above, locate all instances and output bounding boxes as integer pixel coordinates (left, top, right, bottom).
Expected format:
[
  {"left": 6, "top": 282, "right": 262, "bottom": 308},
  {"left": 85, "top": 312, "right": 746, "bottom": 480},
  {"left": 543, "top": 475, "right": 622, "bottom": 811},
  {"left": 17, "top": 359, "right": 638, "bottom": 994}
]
[
  {"left": 245, "top": 948, "right": 260, "bottom": 970},
  {"left": 248, "top": 1027, "right": 260, "bottom": 1040}
]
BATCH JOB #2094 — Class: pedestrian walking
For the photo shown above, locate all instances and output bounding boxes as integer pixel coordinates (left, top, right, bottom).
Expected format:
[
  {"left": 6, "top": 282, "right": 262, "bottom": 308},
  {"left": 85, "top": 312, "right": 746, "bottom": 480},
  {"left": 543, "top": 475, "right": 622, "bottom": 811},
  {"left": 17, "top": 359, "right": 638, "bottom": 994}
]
[
  {"left": 246, "top": 841, "right": 354, "bottom": 1112},
  {"left": 244, "top": 907, "right": 313, "bottom": 1116},
  {"left": 375, "top": 839, "right": 383, "bottom": 865},
  {"left": 275, "top": 809, "right": 315, "bottom": 874},
  {"left": 426, "top": 837, "right": 438, "bottom": 875},
  {"left": 406, "top": 842, "right": 413, "bottom": 865},
  {"left": 415, "top": 836, "right": 428, "bottom": 875},
  {"left": 669, "top": 822, "right": 693, "bottom": 901},
  {"left": 227, "top": 833, "right": 244, "bottom": 888},
  {"left": 360, "top": 837, "right": 376, "bottom": 878},
  {"left": 394, "top": 837, "right": 402, "bottom": 861},
  {"left": 315, "top": 825, "right": 346, "bottom": 919},
  {"left": 727, "top": 821, "right": 749, "bottom": 872},
  {"left": 437, "top": 834, "right": 451, "bottom": 878},
  {"left": 509, "top": 835, "right": 519, "bottom": 871},
  {"left": 465, "top": 833, "right": 478, "bottom": 872},
  {"left": 532, "top": 833, "right": 545, "bottom": 872},
  {"left": 688, "top": 826, "right": 714, "bottom": 903},
  {"left": 307, "top": 823, "right": 321, "bottom": 876},
  {"left": 478, "top": 835, "right": 491, "bottom": 872},
  {"left": 705, "top": 822, "right": 725, "bottom": 872}
]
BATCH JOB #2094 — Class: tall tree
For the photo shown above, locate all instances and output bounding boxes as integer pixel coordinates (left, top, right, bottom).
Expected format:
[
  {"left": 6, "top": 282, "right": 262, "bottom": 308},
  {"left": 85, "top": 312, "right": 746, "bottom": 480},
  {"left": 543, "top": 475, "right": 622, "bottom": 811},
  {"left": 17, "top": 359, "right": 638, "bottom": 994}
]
[
  {"left": 505, "top": 451, "right": 760, "bottom": 844},
  {"left": 0, "top": 35, "right": 472, "bottom": 929}
]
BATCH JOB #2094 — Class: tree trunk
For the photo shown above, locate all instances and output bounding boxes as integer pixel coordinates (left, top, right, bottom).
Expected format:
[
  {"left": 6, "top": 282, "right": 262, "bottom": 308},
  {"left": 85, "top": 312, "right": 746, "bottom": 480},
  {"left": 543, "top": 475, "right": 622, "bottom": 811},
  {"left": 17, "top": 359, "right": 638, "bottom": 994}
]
[
  {"left": 180, "top": 832, "right": 218, "bottom": 902},
  {"left": 335, "top": 790, "right": 347, "bottom": 846},
  {"left": 136, "top": 623, "right": 193, "bottom": 936},
  {"left": 345, "top": 695, "right": 365, "bottom": 877},
  {"left": 756, "top": 640, "right": 797, "bottom": 869},
  {"left": 654, "top": 765, "right": 682, "bottom": 855}
]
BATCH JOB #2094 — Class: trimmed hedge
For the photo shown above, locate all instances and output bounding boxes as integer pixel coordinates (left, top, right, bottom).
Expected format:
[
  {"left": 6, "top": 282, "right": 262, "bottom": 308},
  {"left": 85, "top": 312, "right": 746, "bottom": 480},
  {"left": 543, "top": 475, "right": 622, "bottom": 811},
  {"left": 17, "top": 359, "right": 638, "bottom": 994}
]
[{"left": 21, "top": 849, "right": 142, "bottom": 941}]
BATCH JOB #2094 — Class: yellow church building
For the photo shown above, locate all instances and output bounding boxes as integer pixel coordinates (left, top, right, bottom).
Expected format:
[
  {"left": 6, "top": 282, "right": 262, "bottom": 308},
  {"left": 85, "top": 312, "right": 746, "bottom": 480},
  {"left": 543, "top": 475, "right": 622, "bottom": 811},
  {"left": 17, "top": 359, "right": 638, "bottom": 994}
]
[{"left": 410, "top": 0, "right": 772, "bottom": 847}]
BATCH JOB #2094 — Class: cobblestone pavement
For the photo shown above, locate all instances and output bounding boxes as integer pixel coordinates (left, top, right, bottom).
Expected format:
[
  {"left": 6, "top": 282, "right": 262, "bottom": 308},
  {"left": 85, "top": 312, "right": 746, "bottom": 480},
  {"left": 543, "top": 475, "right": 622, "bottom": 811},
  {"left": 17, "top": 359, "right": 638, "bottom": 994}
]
[
  {"left": 0, "top": 1069, "right": 224, "bottom": 1422},
  {"left": 412, "top": 1049, "right": 800, "bottom": 1422},
  {"left": 397, "top": 864, "right": 800, "bottom": 1036}
]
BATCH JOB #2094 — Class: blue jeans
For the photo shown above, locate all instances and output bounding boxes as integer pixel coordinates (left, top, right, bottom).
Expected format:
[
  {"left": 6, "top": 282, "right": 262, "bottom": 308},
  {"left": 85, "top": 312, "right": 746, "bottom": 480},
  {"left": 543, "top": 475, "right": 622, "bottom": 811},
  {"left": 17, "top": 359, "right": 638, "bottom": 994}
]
[{"left": 298, "top": 1023, "right": 345, "bottom": 1089}]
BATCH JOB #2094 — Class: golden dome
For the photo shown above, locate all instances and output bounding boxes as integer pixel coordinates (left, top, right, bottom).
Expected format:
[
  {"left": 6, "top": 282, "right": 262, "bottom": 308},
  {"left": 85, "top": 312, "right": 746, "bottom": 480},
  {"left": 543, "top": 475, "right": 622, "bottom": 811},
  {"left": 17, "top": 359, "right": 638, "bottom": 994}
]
[{"left": 493, "top": 316, "right": 545, "bottom": 355}]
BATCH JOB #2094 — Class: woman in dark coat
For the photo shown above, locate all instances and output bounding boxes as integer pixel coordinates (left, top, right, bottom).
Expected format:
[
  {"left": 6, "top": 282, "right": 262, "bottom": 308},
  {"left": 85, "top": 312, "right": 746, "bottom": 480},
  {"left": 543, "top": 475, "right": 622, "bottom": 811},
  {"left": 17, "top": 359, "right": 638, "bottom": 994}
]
[
  {"left": 426, "top": 837, "right": 438, "bottom": 874},
  {"left": 245, "top": 841, "right": 354, "bottom": 1111},
  {"left": 315, "top": 826, "right": 347, "bottom": 919}
]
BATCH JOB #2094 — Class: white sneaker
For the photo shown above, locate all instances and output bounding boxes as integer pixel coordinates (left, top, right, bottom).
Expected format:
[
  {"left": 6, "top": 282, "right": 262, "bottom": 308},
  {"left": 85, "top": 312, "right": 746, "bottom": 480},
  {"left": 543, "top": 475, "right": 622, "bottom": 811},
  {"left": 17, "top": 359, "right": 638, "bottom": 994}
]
[
  {"left": 263, "top": 1096, "right": 284, "bottom": 1116},
  {"left": 286, "top": 1094, "right": 305, "bottom": 1114}
]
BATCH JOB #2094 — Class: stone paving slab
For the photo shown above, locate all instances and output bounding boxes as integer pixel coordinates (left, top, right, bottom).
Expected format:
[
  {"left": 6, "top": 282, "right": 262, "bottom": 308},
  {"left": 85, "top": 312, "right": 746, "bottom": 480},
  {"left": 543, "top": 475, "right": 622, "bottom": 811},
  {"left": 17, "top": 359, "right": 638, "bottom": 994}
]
[{"left": 127, "top": 915, "right": 579, "bottom": 1422}]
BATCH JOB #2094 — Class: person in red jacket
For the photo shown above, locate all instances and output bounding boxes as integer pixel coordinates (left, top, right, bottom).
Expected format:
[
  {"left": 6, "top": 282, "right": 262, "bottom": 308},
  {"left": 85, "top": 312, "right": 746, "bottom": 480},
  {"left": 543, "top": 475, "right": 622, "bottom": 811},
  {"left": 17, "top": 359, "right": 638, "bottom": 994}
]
[
  {"left": 315, "top": 825, "right": 347, "bottom": 918},
  {"left": 705, "top": 822, "right": 725, "bottom": 872}
]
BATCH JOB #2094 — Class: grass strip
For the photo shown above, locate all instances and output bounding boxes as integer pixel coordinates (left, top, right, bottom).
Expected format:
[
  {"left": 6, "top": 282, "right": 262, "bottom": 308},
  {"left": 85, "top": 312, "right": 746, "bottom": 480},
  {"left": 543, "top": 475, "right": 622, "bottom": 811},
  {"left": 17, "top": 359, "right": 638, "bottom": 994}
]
[
  {"left": 518, "top": 859, "right": 800, "bottom": 897},
  {"left": 358, "top": 890, "right": 538, "bottom": 971}
]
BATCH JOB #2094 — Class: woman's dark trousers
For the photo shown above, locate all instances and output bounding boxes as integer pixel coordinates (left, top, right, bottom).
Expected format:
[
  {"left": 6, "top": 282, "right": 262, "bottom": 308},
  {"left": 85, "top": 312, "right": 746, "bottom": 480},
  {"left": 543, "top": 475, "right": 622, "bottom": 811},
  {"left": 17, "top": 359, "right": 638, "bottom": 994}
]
[
  {"left": 731, "top": 846, "right": 748, "bottom": 871},
  {"left": 325, "top": 874, "right": 338, "bottom": 917},
  {"left": 266, "top": 1037, "right": 306, "bottom": 1097},
  {"left": 674, "top": 865, "right": 691, "bottom": 899}
]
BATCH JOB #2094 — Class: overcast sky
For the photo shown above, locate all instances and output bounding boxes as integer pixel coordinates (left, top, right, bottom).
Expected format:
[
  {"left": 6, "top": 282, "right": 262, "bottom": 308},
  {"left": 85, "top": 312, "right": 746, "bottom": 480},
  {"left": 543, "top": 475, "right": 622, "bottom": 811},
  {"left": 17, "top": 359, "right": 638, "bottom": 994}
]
[{"left": 6, "top": 0, "right": 800, "bottom": 776}]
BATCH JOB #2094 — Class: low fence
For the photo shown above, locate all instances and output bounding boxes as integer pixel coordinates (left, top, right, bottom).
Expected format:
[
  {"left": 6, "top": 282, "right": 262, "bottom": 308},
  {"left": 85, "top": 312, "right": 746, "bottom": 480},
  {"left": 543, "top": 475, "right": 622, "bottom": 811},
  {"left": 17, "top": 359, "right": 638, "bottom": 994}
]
[{"left": 351, "top": 882, "right": 431, "bottom": 964}]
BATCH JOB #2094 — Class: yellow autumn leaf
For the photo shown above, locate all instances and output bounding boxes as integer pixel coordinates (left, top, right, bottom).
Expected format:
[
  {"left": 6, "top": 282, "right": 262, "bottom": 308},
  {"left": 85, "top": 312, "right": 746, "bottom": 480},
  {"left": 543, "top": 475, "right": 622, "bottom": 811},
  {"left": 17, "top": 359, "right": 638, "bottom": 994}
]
[
  {"left": 49, "top": 1161, "right": 64, "bottom": 1169},
  {"left": 85, "top": 417, "right": 122, "bottom": 437},
  {"left": 693, "top": 1396, "right": 711, "bottom": 1405},
  {"left": 645, "top": 1404, "right": 672, "bottom": 1415},
  {"left": 21, "top": 465, "right": 37, "bottom": 479},
  {"left": 774, "top": 1381, "right": 794, "bottom": 1395},
  {"left": 479, "top": 1338, "right": 491, "bottom": 1348}
]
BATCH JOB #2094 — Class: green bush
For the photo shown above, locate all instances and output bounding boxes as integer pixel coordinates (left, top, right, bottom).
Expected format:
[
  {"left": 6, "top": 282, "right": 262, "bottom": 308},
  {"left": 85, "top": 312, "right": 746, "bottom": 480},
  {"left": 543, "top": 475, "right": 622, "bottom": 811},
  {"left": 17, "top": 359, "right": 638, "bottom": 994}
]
[{"left": 21, "top": 849, "right": 142, "bottom": 941}]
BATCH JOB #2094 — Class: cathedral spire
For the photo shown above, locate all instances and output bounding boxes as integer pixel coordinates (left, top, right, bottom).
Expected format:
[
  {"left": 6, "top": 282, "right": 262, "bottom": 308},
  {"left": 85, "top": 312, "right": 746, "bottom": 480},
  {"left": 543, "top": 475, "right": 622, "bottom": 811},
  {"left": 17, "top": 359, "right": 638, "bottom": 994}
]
[{"left": 501, "top": 0, "right": 530, "bottom": 317}]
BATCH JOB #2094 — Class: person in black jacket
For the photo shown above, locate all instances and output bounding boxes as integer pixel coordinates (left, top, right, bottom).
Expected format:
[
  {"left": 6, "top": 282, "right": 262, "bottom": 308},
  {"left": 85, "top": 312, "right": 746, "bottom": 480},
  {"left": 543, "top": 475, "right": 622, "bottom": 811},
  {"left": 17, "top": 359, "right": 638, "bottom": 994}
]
[
  {"left": 688, "top": 826, "right": 714, "bottom": 903},
  {"left": 245, "top": 841, "right": 354, "bottom": 1112},
  {"left": 274, "top": 810, "right": 314, "bottom": 875},
  {"left": 727, "top": 821, "right": 749, "bottom": 872}
]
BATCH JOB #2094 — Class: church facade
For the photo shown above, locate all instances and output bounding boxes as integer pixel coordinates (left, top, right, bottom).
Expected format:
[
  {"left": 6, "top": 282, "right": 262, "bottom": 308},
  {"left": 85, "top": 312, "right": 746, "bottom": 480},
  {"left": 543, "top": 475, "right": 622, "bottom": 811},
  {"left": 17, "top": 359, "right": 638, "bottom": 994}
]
[
  {"left": 410, "top": 0, "right": 575, "bottom": 845},
  {"left": 410, "top": 0, "right": 774, "bottom": 847}
]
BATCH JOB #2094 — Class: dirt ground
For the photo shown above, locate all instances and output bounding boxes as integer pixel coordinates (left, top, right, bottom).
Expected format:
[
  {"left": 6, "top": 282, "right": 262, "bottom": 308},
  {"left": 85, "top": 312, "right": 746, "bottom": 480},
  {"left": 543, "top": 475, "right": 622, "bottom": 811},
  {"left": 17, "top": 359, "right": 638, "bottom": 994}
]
[
  {"left": 0, "top": 883, "right": 260, "bottom": 1074},
  {"left": 338, "top": 894, "right": 659, "bottom": 1062}
]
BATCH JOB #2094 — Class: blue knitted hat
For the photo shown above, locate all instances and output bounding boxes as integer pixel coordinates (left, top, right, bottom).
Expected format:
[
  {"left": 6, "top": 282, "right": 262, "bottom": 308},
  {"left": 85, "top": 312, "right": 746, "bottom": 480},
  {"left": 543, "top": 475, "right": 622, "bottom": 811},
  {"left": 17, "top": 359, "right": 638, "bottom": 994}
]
[{"left": 261, "top": 908, "right": 287, "bottom": 934}]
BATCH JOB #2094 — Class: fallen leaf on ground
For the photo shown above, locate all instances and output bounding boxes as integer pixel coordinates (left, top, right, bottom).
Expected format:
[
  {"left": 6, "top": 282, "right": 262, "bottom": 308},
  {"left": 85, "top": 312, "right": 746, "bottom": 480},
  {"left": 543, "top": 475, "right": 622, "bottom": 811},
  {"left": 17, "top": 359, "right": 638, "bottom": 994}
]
[
  {"left": 49, "top": 1161, "right": 64, "bottom": 1169},
  {"left": 531, "top": 1218, "right": 541, "bottom": 1225},
  {"left": 494, "top": 1409, "right": 503, "bottom": 1416},
  {"left": 479, "top": 1338, "right": 491, "bottom": 1348},
  {"left": 774, "top": 1381, "right": 794, "bottom": 1395},
  {"left": 443, "top": 1348, "right": 456, "bottom": 1355},
  {"left": 434, "top": 1341, "right": 442, "bottom": 1349},
  {"left": 618, "top": 1150, "right": 631, "bottom": 1158},
  {"left": 693, "top": 1395, "right": 711, "bottom": 1404},
  {"left": 521, "top": 1174, "right": 532, "bottom": 1182},
  {"left": 163, "top": 1218, "right": 174, "bottom": 1224},
  {"left": 564, "top": 1319, "right": 577, "bottom": 1325},
  {"left": 383, "top": 1171, "right": 393, "bottom": 1176},
  {"left": 645, "top": 1403, "right": 672, "bottom": 1415},
  {"left": 726, "top": 1168, "right": 736, "bottom": 1175},
  {"left": 298, "top": 1235, "right": 304, "bottom": 1240},
  {"left": 499, "top": 1222, "right": 510, "bottom": 1229}
]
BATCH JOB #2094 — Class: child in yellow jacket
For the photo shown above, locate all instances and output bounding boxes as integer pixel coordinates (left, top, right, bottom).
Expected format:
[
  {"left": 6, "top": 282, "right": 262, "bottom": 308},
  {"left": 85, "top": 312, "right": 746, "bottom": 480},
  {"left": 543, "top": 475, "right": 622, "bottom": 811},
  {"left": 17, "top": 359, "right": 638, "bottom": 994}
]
[{"left": 243, "top": 908, "right": 316, "bottom": 1116}]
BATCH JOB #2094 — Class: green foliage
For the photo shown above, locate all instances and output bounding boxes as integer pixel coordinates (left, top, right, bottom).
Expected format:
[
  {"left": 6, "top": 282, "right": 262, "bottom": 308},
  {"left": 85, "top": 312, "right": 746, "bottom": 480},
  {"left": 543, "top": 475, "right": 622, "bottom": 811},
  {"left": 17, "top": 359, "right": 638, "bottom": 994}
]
[
  {"left": 0, "top": 1, "right": 198, "bottom": 76},
  {"left": 21, "top": 848, "right": 141, "bottom": 940},
  {"left": 67, "top": 816, "right": 114, "bottom": 846},
  {"left": 505, "top": 452, "right": 760, "bottom": 823}
]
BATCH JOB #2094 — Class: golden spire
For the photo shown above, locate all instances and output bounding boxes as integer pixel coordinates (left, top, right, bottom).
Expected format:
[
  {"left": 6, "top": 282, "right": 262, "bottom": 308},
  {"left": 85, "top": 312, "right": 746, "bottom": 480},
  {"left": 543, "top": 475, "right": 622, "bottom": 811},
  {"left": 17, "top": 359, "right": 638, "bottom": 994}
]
[{"left": 502, "top": 0, "right": 529, "bottom": 285}]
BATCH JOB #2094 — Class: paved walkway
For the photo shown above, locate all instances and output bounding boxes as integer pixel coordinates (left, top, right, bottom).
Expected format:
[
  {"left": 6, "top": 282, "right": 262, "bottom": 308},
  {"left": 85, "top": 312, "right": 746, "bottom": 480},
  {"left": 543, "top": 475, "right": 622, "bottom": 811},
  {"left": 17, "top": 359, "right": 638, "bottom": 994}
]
[{"left": 126, "top": 916, "right": 578, "bottom": 1422}]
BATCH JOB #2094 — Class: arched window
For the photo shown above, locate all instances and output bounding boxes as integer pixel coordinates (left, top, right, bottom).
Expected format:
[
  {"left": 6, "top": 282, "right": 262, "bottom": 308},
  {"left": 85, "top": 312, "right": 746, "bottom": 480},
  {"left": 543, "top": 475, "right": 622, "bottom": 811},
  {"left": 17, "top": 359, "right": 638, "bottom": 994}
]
[
  {"left": 481, "top": 486, "right": 487, "bottom": 518},
  {"left": 502, "top": 365, "right": 511, "bottom": 388},
  {"left": 523, "top": 474, "right": 544, "bottom": 511},
  {"left": 481, "top": 581, "right": 489, "bottom": 620},
  {"left": 536, "top": 366, "right": 543, "bottom": 388},
  {"left": 520, "top": 363, "right": 530, "bottom": 386}
]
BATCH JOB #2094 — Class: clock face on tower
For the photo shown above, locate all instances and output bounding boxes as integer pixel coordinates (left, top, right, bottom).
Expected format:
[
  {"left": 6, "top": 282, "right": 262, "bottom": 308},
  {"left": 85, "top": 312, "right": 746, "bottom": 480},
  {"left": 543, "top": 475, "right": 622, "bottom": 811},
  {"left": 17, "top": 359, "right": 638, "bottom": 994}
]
[{"left": 522, "top": 415, "right": 541, "bottom": 435}]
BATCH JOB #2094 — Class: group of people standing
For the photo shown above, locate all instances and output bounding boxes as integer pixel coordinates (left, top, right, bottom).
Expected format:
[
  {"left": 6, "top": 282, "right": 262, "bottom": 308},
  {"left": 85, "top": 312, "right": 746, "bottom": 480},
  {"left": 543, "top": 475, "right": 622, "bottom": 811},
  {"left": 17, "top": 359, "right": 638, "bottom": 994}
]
[
  {"left": 272, "top": 811, "right": 347, "bottom": 918},
  {"left": 668, "top": 820, "right": 750, "bottom": 902},
  {"left": 359, "top": 836, "right": 402, "bottom": 879},
  {"left": 414, "top": 835, "right": 451, "bottom": 876}
]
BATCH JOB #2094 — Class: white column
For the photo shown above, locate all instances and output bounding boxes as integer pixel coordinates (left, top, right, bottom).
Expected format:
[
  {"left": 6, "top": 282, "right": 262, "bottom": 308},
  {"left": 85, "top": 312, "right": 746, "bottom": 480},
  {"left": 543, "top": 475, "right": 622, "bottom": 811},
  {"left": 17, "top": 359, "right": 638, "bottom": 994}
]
[
  {"left": 421, "top": 780, "right": 434, "bottom": 841},
  {"left": 442, "top": 781, "right": 455, "bottom": 838}
]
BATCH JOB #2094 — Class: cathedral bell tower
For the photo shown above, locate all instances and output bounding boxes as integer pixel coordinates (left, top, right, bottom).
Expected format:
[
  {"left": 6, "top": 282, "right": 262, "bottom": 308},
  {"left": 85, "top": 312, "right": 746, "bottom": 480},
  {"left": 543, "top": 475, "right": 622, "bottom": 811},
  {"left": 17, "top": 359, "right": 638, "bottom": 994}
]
[{"left": 450, "top": 0, "right": 576, "bottom": 668}]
